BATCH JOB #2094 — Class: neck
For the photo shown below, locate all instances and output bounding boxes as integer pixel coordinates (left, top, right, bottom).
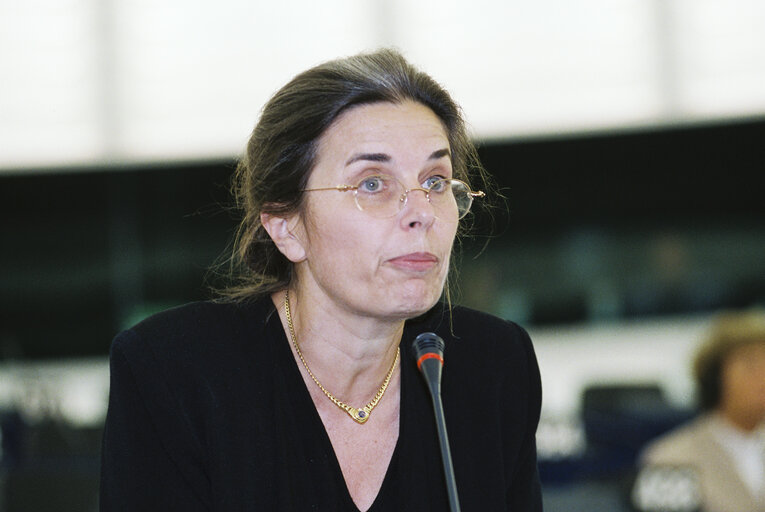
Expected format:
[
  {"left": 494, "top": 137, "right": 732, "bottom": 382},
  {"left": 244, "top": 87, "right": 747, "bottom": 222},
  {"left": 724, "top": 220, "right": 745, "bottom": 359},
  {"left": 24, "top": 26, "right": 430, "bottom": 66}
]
[{"left": 274, "top": 288, "right": 404, "bottom": 405}]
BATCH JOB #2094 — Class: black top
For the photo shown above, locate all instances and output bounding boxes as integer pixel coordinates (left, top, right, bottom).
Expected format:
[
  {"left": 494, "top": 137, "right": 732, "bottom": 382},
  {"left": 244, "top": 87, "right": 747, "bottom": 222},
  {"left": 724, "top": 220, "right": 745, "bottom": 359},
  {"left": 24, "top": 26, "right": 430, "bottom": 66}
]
[{"left": 100, "top": 296, "right": 542, "bottom": 511}]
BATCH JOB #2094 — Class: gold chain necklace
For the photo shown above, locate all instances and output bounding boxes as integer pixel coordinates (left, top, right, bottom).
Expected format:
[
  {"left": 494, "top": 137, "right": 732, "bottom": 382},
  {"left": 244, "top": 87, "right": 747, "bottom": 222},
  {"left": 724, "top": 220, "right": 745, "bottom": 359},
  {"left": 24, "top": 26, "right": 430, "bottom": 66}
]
[{"left": 284, "top": 290, "right": 399, "bottom": 424}]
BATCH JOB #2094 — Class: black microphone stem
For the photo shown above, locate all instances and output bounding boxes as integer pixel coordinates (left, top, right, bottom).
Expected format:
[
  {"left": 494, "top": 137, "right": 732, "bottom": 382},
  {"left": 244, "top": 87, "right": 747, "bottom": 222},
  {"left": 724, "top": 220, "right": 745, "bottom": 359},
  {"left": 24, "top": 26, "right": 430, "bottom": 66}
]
[
  {"left": 427, "top": 383, "right": 461, "bottom": 512},
  {"left": 414, "top": 332, "right": 461, "bottom": 512}
]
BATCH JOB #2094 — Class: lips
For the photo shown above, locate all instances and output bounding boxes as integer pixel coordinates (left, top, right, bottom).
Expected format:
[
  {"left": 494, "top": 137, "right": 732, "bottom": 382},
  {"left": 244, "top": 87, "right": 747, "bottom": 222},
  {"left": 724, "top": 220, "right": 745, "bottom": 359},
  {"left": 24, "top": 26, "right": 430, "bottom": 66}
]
[{"left": 386, "top": 252, "right": 439, "bottom": 272}]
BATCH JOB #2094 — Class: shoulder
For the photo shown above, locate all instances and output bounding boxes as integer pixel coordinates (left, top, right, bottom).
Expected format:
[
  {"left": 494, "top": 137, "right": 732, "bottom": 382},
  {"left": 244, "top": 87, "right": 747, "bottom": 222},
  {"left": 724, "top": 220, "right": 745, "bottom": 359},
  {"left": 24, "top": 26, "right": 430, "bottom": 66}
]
[
  {"left": 412, "top": 303, "right": 534, "bottom": 358},
  {"left": 412, "top": 302, "right": 531, "bottom": 339},
  {"left": 450, "top": 305, "right": 531, "bottom": 341},
  {"left": 107, "top": 296, "right": 281, "bottom": 429},
  {"left": 110, "top": 296, "right": 276, "bottom": 374},
  {"left": 640, "top": 415, "right": 716, "bottom": 466},
  {"left": 407, "top": 303, "right": 539, "bottom": 387},
  {"left": 408, "top": 304, "right": 543, "bottom": 466},
  {"left": 128, "top": 299, "right": 261, "bottom": 339}
]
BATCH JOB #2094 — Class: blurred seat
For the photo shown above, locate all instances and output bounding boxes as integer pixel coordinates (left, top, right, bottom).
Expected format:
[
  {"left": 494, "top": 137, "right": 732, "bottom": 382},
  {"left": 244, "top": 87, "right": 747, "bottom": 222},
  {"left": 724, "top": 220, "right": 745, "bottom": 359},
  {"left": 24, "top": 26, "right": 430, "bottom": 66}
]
[
  {"left": 2, "top": 419, "right": 101, "bottom": 512},
  {"left": 580, "top": 383, "right": 694, "bottom": 478}
]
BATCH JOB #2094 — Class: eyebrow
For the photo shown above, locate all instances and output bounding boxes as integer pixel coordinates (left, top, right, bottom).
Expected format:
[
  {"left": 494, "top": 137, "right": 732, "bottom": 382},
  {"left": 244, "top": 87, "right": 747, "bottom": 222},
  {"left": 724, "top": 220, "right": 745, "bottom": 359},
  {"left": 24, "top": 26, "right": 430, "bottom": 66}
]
[
  {"left": 344, "top": 148, "right": 451, "bottom": 166},
  {"left": 429, "top": 148, "right": 451, "bottom": 161}
]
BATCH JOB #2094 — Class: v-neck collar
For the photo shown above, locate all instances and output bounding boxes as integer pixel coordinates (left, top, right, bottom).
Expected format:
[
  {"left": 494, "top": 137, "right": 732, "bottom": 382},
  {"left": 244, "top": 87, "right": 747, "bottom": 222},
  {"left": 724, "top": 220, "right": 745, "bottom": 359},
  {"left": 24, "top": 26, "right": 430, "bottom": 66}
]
[{"left": 262, "top": 299, "right": 407, "bottom": 512}]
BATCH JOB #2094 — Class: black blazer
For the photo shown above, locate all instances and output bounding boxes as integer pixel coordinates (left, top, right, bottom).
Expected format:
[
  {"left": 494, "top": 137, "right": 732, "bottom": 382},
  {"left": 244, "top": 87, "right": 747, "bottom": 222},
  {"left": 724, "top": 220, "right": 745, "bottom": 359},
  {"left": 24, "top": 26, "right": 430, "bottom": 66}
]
[{"left": 100, "top": 296, "right": 542, "bottom": 511}]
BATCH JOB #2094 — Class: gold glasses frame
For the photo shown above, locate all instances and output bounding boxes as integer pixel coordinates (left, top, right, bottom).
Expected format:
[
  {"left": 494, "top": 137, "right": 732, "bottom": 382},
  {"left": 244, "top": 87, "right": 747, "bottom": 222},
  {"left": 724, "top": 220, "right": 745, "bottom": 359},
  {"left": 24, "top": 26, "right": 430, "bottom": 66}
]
[{"left": 303, "top": 174, "right": 485, "bottom": 219}]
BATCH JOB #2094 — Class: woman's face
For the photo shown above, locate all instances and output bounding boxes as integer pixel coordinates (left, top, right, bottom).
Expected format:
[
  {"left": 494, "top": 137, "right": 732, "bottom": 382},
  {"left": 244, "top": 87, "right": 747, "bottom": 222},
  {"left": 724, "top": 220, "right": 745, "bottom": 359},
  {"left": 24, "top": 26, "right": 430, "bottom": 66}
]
[
  {"left": 720, "top": 341, "right": 765, "bottom": 427},
  {"left": 290, "top": 100, "right": 459, "bottom": 321}
]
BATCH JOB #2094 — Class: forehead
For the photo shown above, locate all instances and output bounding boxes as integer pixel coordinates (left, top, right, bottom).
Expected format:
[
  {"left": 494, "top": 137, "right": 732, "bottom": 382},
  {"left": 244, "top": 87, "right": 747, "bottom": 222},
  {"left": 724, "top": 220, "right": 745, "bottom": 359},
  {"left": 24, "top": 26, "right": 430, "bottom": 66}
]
[{"left": 312, "top": 101, "right": 450, "bottom": 177}]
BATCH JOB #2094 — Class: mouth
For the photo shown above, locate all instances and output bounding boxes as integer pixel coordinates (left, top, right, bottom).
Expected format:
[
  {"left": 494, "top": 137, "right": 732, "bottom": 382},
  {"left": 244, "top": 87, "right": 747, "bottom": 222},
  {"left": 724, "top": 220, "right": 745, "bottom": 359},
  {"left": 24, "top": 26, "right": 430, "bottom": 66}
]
[{"left": 386, "top": 252, "right": 439, "bottom": 272}]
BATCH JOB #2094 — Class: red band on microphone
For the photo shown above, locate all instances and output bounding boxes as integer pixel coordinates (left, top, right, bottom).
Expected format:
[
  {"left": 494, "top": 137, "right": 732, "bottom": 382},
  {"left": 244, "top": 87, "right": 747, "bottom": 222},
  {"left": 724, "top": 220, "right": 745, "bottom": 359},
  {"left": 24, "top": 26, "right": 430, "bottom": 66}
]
[{"left": 416, "top": 352, "right": 444, "bottom": 370}]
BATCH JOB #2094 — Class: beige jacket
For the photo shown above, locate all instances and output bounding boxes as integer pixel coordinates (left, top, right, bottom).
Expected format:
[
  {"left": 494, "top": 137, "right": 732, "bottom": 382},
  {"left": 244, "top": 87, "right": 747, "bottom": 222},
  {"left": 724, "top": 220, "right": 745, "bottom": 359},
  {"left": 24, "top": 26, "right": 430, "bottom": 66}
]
[{"left": 638, "top": 414, "right": 765, "bottom": 512}]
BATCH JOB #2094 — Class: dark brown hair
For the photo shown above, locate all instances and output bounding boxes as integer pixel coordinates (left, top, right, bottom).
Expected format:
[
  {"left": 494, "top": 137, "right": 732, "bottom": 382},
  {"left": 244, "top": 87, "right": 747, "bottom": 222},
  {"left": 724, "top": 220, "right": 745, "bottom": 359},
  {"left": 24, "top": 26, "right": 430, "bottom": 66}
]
[{"left": 220, "top": 48, "right": 491, "bottom": 301}]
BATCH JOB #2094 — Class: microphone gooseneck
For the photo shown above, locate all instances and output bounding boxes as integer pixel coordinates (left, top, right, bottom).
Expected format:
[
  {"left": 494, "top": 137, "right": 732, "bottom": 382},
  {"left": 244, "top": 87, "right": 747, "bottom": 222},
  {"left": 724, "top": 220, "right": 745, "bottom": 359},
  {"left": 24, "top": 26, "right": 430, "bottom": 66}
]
[{"left": 412, "top": 332, "right": 461, "bottom": 512}]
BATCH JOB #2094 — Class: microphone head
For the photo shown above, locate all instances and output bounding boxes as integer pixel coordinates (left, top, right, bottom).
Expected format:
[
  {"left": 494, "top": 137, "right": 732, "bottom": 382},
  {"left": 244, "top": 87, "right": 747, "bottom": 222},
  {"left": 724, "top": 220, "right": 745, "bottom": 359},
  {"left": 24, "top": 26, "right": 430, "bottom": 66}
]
[
  {"left": 413, "top": 332, "right": 445, "bottom": 369},
  {"left": 413, "top": 332, "right": 445, "bottom": 396}
]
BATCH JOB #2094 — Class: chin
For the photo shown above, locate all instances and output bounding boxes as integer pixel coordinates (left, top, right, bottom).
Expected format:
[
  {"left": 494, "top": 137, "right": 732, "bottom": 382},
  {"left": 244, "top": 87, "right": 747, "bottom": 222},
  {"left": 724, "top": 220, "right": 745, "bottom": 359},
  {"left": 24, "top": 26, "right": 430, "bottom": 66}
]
[{"left": 387, "top": 285, "right": 444, "bottom": 319}]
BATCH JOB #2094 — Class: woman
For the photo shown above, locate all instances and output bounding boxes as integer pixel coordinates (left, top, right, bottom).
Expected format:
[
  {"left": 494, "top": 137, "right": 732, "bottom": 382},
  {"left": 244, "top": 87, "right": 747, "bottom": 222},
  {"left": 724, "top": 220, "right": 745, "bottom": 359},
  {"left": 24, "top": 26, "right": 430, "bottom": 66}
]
[
  {"left": 636, "top": 309, "right": 765, "bottom": 512},
  {"left": 100, "top": 49, "right": 542, "bottom": 511}
]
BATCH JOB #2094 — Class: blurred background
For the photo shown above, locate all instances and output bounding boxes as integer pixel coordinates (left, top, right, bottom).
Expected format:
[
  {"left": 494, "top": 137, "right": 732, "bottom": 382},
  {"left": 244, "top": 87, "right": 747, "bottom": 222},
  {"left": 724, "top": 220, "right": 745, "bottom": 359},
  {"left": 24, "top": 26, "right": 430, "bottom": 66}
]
[{"left": 1, "top": 0, "right": 764, "bottom": 510}]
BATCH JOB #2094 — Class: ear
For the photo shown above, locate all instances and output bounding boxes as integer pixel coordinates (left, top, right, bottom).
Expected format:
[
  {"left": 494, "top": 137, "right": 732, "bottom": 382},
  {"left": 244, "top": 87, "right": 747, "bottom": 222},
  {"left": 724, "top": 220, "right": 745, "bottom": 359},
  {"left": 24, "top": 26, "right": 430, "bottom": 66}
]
[{"left": 261, "top": 211, "right": 307, "bottom": 263}]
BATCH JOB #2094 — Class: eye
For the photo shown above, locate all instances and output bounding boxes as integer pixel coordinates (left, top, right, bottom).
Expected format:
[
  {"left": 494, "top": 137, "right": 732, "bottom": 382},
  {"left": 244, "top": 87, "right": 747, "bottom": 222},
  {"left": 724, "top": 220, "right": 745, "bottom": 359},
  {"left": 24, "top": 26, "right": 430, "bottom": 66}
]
[
  {"left": 423, "top": 175, "right": 448, "bottom": 192},
  {"left": 358, "top": 175, "right": 388, "bottom": 194}
]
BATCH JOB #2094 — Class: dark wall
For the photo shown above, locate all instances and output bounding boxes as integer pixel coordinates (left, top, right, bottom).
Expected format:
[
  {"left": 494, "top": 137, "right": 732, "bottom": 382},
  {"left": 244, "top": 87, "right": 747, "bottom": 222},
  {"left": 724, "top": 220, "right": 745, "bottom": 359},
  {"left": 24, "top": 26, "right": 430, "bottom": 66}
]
[
  {"left": 0, "top": 162, "right": 237, "bottom": 359},
  {"left": 479, "top": 117, "right": 765, "bottom": 233}
]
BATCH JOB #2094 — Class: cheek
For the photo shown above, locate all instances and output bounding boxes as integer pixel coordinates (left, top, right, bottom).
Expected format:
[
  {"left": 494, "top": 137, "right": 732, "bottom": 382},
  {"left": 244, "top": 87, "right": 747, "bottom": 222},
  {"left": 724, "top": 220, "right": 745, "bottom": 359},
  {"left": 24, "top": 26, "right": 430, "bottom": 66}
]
[
  {"left": 751, "top": 362, "right": 765, "bottom": 401},
  {"left": 724, "top": 360, "right": 765, "bottom": 405},
  {"left": 438, "top": 223, "right": 459, "bottom": 258},
  {"left": 305, "top": 215, "right": 381, "bottom": 266}
]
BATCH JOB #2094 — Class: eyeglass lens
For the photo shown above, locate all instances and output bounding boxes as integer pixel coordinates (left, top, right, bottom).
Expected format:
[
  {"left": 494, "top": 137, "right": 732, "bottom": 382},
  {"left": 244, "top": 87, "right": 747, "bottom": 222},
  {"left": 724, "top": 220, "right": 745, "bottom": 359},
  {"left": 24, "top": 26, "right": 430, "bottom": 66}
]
[{"left": 353, "top": 175, "right": 473, "bottom": 219}]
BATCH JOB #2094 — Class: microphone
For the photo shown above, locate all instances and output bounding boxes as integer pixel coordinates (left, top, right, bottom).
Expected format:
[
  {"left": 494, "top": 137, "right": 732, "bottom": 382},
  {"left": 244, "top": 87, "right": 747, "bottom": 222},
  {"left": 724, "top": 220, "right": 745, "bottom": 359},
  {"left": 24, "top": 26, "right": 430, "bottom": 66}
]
[{"left": 413, "top": 332, "right": 461, "bottom": 512}]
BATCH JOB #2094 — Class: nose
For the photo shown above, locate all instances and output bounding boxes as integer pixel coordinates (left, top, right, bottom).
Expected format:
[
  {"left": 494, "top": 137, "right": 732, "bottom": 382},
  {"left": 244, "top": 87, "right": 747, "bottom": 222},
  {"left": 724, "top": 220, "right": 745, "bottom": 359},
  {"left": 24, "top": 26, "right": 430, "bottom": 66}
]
[{"left": 400, "top": 187, "right": 436, "bottom": 229}]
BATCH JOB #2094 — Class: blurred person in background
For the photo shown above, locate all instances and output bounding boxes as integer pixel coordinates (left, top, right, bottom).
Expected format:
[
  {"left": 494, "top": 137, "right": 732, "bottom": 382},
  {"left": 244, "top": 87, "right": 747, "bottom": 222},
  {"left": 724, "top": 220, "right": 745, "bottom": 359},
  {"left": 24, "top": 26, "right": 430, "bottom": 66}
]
[
  {"left": 637, "top": 309, "right": 765, "bottom": 512},
  {"left": 99, "top": 49, "right": 543, "bottom": 511}
]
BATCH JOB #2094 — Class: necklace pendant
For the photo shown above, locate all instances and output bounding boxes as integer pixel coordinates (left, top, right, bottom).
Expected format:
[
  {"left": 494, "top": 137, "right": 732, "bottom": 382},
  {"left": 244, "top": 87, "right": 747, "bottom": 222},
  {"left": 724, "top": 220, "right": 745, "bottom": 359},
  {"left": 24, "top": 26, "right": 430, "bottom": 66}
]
[
  {"left": 347, "top": 407, "right": 370, "bottom": 424},
  {"left": 285, "top": 290, "right": 399, "bottom": 428}
]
